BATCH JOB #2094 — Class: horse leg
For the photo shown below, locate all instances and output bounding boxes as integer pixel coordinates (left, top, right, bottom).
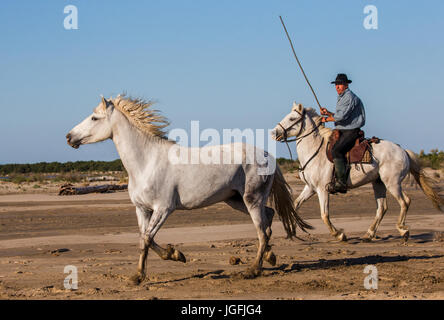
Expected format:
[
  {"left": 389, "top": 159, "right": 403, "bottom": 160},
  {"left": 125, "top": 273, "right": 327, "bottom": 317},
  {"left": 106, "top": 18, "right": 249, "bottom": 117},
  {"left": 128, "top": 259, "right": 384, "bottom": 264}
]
[
  {"left": 243, "top": 205, "right": 268, "bottom": 278},
  {"left": 131, "top": 207, "right": 151, "bottom": 285},
  {"left": 363, "top": 179, "right": 388, "bottom": 241},
  {"left": 293, "top": 184, "right": 315, "bottom": 240},
  {"left": 294, "top": 184, "right": 315, "bottom": 211},
  {"left": 224, "top": 197, "right": 276, "bottom": 266},
  {"left": 131, "top": 206, "right": 173, "bottom": 285},
  {"left": 317, "top": 189, "right": 347, "bottom": 241},
  {"left": 263, "top": 206, "right": 276, "bottom": 266},
  {"left": 398, "top": 191, "right": 411, "bottom": 242},
  {"left": 134, "top": 206, "right": 186, "bottom": 264},
  {"left": 385, "top": 182, "right": 411, "bottom": 242},
  {"left": 150, "top": 242, "right": 186, "bottom": 263},
  {"left": 239, "top": 184, "right": 271, "bottom": 278}
]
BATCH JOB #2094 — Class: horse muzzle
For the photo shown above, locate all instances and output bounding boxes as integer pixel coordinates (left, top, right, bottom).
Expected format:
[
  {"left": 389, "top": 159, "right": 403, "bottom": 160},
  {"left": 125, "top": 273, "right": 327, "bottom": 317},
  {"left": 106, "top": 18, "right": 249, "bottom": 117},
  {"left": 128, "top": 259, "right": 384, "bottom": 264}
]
[
  {"left": 66, "top": 133, "right": 81, "bottom": 149},
  {"left": 271, "top": 129, "right": 284, "bottom": 142}
]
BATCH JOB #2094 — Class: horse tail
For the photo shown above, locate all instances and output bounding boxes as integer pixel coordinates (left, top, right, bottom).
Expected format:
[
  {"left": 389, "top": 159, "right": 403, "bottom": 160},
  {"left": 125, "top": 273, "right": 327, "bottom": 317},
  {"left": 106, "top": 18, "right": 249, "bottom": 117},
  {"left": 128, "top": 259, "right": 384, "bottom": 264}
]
[
  {"left": 270, "top": 166, "right": 313, "bottom": 238},
  {"left": 405, "top": 149, "right": 444, "bottom": 212}
]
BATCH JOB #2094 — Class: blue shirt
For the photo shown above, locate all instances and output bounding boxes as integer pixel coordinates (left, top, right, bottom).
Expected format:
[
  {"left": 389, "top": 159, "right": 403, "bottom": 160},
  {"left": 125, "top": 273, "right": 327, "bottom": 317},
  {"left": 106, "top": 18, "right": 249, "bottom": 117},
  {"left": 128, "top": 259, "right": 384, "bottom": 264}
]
[{"left": 334, "top": 89, "right": 366, "bottom": 130}]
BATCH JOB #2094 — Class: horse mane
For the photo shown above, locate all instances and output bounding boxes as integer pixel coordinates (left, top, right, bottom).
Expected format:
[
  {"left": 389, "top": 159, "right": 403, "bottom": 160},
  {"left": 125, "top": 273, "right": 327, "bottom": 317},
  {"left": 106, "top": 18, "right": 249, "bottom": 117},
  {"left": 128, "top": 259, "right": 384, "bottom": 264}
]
[
  {"left": 304, "top": 107, "right": 333, "bottom": 141},
  {"left": 111, "top": 94, "right": 172, "bottom": 142}
]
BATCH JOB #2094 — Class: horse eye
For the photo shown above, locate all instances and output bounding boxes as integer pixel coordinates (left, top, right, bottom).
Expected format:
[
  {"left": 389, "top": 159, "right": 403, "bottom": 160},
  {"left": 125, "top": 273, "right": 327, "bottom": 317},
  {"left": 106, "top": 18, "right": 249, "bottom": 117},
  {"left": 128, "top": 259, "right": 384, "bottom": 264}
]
[
  {"left": 91, "top": 116, "right": 98, "bottom": 121},
  {"left": 289, "top": 117, "right": 296, "bottom": 122}
]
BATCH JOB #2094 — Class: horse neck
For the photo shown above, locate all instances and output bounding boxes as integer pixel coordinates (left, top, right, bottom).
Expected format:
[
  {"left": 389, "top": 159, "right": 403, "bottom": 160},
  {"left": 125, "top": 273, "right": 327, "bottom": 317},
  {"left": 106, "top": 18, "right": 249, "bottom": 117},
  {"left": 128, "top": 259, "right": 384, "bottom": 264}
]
[
  {"left": 295, "top": 116, "right": 324, "bottom": 165},
  {"left": 111, "top": 110, "right": 167, "bottom": 180}
]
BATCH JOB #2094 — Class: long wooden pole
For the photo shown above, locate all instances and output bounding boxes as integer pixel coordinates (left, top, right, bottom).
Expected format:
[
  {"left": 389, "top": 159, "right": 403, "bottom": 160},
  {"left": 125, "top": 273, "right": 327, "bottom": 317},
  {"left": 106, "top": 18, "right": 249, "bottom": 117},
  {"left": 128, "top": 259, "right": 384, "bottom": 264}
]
[{"left": 279, "top": 16, "right": 323, "bottom": 110}]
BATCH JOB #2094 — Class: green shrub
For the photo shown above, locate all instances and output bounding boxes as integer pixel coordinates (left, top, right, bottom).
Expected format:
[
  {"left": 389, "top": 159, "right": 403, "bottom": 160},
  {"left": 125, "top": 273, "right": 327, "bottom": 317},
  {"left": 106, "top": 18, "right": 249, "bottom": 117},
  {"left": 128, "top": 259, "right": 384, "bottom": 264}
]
[
  {"left": 10, "top": 175, "right": 27, "bottom": 184},
  {"left": 419, "top": 149, "right": 444, "bottom": 170},
  {"left": 277, "top": 157, "right": 300, "bottom": 173}
]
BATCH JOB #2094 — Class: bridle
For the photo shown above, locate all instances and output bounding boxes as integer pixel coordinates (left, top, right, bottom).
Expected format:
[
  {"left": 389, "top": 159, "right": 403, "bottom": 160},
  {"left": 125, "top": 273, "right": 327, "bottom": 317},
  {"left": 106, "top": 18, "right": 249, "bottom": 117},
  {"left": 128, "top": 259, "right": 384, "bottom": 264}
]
[
  {"left": 276, "top": 109, "right": 324, "bottom": 179},
  {"left": 277, "top": 109, "right": 306, "bottom": 144}
]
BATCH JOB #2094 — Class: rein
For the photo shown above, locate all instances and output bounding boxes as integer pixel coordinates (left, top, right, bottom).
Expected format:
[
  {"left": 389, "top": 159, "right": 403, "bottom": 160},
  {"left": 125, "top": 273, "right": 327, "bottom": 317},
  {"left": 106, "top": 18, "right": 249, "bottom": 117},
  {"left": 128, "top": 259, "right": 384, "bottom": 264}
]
[{"left": 277, "top": 109, "right": 305, "bottom": 160}]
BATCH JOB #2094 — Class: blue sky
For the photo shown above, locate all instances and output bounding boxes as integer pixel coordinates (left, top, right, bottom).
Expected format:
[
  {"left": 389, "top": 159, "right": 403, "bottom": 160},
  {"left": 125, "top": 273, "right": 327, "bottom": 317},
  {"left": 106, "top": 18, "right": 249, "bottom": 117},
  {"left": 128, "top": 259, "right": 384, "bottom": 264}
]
[{"left": 0, "top": 0, "right": 443, "bottom": 164}]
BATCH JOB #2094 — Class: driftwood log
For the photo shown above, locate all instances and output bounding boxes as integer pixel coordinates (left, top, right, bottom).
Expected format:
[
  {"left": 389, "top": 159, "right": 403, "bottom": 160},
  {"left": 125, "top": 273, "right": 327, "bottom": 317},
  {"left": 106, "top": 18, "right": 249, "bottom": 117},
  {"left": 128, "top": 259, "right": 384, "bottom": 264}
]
[{"left": 58, "top": 183, "right": 128, "bottom": 196}]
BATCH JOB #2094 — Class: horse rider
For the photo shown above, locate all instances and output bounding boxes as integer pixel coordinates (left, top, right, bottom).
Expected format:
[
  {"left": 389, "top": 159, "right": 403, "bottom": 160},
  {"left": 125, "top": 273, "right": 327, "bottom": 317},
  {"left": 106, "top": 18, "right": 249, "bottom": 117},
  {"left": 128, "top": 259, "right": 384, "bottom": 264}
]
[{"left": 320, "top": 73, "right": 366, "bottom": 194}]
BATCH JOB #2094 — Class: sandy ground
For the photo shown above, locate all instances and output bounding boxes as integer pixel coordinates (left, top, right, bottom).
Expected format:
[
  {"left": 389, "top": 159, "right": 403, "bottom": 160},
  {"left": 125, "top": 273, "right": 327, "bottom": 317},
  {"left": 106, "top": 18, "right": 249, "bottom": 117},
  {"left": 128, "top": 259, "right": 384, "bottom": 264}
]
[{"left": 0, "top": 175, "right": 443, "bottom": 300}]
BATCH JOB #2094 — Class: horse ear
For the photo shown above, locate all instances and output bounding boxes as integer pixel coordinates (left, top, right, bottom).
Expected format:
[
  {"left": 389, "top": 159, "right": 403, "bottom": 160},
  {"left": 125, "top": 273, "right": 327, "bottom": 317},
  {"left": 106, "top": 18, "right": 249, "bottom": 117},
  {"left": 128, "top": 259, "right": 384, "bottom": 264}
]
[
  {"left": 292, "top": 102, "right": 303, "bottom": 112},
  {"left": 100, "top": 95, "right": 108, "bottom": 111}
]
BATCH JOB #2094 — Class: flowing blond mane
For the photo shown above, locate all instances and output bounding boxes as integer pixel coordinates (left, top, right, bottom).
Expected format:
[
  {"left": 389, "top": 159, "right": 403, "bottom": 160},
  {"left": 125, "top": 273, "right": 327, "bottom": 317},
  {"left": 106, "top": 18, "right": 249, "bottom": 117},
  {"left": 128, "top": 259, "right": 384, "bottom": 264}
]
[
  {"left": 304, "top": 107, "right": 333, "bottom": 141},
  {"left": 111, "top": 95, "right": 170, "bottom": 139}
]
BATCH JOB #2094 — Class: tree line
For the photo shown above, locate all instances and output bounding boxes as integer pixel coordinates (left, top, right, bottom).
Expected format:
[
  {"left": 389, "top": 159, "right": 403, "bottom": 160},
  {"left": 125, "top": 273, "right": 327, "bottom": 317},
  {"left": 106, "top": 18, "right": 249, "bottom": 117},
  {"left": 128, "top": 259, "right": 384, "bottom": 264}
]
[
  {"left": 0, "top": 150, "right": 442, "bottom": 175},
  {"left": 0, "top": 160, "right": 124, "bottom": 175}
]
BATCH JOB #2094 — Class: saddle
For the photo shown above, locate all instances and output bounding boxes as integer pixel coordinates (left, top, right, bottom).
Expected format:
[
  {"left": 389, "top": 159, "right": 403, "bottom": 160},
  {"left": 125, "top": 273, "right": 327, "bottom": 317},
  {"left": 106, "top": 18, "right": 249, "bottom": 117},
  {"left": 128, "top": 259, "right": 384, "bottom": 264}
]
[{"left": 326, "top": 130, "right": 380, "bottom": 164}]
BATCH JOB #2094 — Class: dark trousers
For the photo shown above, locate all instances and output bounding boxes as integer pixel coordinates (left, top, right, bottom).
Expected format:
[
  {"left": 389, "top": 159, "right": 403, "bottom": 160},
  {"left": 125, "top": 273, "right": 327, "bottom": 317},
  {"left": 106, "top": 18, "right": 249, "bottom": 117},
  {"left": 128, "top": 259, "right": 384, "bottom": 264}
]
[{"left": 331, "top": 128, "right": 361, "bottom": 162}]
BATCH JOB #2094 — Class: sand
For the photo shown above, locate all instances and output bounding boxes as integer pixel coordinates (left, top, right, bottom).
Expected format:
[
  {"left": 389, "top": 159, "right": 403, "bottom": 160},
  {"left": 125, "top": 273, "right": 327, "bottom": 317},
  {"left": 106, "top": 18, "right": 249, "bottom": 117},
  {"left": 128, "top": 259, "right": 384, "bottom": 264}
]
[{"left": 0, "top": 175, "right": 443, "bottom": 299}]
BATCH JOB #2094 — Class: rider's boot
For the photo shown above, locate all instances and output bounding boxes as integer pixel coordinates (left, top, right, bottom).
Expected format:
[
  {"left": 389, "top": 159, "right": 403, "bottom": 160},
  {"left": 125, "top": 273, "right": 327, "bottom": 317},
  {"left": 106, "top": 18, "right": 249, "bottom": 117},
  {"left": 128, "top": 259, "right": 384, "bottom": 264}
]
[{"left": 332, "top": 158, "right": 348, "bottom": 194}]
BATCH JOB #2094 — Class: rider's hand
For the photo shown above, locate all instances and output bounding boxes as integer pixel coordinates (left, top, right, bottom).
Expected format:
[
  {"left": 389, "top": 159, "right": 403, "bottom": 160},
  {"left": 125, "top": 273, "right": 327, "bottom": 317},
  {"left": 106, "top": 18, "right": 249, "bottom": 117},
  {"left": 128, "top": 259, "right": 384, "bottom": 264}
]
[
  {"left": 322, "top": 116, "right": 335, "bottom": 123},
  {"left": 320, "top": 107, "right": 329, "bottom": 115}
]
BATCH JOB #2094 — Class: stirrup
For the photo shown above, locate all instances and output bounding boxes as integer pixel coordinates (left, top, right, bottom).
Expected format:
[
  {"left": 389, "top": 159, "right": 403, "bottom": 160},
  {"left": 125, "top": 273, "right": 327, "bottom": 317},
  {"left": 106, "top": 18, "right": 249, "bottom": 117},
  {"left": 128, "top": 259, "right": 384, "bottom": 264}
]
[
  {"left": 326, "top": 182, "right": 337, "bottom": 194},
  {"left": 326, "top": 182, "right": 347, "bottom": 194},
  {"left": 335, "top": 183, "right": 348, "bottom": 194}
]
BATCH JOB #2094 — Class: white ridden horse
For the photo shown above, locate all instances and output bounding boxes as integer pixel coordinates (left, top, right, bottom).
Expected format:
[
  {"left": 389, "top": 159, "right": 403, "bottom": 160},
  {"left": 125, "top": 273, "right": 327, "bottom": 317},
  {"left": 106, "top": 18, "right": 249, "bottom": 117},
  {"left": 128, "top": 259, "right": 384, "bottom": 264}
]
[
  {"left": 271, "top": 102, "right": 444, "bottom": 242},
  {"left": 66, "top": 95, "right": 312, "bottom": 284}
]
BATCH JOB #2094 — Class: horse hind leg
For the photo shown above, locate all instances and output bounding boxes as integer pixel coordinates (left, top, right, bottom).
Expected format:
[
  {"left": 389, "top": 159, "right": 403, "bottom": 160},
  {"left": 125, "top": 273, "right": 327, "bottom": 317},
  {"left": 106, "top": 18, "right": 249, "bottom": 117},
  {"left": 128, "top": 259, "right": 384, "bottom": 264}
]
[
  {"left": 241, "top": 189, "right": 271, "bottom": 278},
  {"left": 225, "top": 197, "right": 276, "bottom": 266},
  {"left": 398, "top": 191, "right": 411, "bottom": 242},
  {"left": 263, "top": 206, "right": 276, "bottom": 266},
  {"left": 244, "top": 205, "right": 269, "bottom": 278},
  {"left": 363, "top": 179, "right": 388, "bottom": 241},
  {"left": 385, "top": 181, "right": 411, "bottom": 242}
]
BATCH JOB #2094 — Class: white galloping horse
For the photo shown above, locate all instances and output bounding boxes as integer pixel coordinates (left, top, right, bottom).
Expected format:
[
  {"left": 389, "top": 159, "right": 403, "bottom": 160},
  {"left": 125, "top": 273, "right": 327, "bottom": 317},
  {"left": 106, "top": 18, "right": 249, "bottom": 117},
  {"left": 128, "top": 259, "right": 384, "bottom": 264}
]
[
  {"left": 66, "top": 95, "right": 312, "bottom": 284},
  {"left": 272, "top": 102, "right": 443, "bottom": 242}
]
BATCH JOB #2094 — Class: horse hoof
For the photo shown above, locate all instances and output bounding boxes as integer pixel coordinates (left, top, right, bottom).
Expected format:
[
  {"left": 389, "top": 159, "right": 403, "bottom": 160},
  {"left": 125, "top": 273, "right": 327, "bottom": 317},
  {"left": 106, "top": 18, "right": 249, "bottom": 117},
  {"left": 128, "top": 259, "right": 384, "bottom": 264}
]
[
  {"left": 337, "top": 233, "right": 347, "bottom": 242},
  {"left": 242, "top": 268, "right": 261, "bottom": 279},
  {"left": 401, "top": 230, "right": 410, "bottom": 244},
  {"left": 130, "top": 273, "right": 145, "bottom": 285},
  {"left": 229, "top": 256, "right": 242, "bottom": 265},
  {"left": 361, "top": 233, "right": 374, "bottom": 242},
  {"left": 173, "top": 249, "right": 186, "bottom": 263},
  {"left": 265, "top": 251, "right": 277, "bottom": 266}
]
